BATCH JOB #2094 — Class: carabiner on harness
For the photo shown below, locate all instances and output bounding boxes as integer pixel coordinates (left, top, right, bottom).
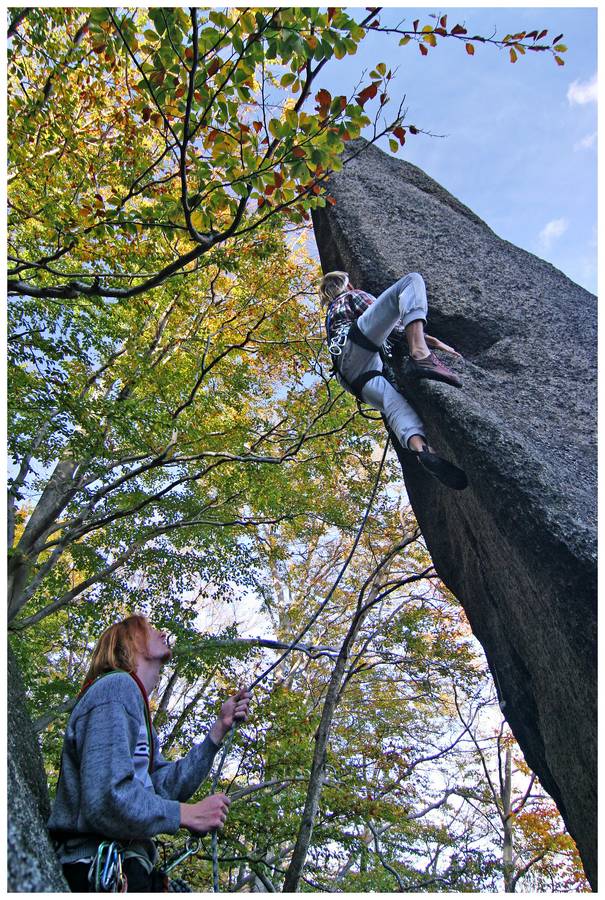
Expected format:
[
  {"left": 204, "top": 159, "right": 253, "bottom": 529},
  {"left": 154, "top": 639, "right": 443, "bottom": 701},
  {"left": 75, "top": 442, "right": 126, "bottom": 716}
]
[
  {"left": 328, "top": 328, "right": 349, "bottom": 358},
  {"left": 91, "top": 841, "right": 127, "bottom": 892}
]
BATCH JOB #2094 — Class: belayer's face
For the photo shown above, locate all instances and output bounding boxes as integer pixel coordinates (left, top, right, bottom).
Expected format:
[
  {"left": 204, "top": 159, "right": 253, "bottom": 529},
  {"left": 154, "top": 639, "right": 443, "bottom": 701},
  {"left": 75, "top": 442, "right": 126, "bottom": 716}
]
[{"left": 146, "top": 624, "right": 173, "bottom": 662}]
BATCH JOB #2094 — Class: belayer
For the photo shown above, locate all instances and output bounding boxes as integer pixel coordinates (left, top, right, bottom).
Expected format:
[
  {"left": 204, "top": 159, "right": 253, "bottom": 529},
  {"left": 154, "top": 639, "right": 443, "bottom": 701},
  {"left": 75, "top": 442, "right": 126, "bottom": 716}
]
[
  {"left": 48, "top": 614, "right": 251, "bottom": 891},
  {"left": 320, "top": 270, "right": 468, "bottom": 490}
]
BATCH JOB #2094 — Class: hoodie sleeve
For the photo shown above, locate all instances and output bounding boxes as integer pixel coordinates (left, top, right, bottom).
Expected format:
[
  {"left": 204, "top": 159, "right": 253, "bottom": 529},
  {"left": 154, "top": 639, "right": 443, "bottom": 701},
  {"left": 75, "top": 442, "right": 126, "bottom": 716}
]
[
  {"left": 74, "top": 692, "right": 181, "bottom": 839},
  {"left": 151, "top": 730, "right": 220, "bottom": 801}
]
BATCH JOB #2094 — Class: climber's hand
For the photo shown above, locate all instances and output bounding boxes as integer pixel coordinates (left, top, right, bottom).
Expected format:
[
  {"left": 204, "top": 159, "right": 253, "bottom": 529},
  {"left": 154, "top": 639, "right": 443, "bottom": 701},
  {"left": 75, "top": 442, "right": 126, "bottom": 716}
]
[{"left": 426, "top": 335, "right": 463, "bottom": 359}]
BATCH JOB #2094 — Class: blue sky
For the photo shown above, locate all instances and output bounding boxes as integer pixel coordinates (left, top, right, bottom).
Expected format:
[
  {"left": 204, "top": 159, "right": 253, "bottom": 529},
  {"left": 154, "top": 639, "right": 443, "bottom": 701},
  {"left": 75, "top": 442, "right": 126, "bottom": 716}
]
[{"left": 310, "top": 6, "right": 597, "bottom": 294}]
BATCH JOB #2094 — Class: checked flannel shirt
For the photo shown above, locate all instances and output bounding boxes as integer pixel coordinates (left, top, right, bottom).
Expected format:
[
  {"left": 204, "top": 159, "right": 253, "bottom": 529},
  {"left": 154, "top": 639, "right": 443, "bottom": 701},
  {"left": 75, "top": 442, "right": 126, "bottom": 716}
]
[{"left": 325, "top": 289, "right": 406, "bottom": 344}]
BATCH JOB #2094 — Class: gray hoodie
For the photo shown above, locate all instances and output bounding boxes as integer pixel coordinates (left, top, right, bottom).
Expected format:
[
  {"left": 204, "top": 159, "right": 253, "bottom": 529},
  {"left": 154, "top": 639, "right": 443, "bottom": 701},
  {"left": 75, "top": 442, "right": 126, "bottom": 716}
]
[{"left": 48, "top": 671, "right": 219, "bottom": 866}]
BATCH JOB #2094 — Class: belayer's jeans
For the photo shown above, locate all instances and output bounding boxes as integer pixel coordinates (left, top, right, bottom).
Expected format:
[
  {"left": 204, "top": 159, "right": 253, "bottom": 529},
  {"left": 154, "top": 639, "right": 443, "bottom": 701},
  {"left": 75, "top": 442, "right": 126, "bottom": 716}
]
[{"left": 336, "top": 273, "right": 428, "bottom": 448}]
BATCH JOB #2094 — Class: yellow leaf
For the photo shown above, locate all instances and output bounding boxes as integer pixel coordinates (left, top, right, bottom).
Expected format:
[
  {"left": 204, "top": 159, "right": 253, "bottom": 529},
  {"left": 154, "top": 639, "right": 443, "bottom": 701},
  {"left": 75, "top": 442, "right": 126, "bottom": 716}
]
[
  {"left": 423, "top": 33, "right": 437, "bottom": 46},
  {"left": 422, "top": 25, "right": 433, "bottom": 33},
  {"left": 399, "top": 35, "right": 411, "bottom": 46}
]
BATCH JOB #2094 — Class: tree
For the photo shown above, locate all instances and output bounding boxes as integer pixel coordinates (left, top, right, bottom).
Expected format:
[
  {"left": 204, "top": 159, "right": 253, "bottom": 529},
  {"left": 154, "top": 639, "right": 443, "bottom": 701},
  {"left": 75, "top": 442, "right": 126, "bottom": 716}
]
[{"left": 8, "top": 7, "right": 565, "bottom": 300}]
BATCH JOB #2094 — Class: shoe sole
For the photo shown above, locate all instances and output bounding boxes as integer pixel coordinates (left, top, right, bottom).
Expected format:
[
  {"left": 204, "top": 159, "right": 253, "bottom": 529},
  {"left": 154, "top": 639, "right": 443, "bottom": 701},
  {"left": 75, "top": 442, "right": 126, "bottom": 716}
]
[
  {"left": 404, "top": 366, "right": 462, "bottom": 388},
  {"left": 416, "top": 451, "right": 468, "bottom": 490}
]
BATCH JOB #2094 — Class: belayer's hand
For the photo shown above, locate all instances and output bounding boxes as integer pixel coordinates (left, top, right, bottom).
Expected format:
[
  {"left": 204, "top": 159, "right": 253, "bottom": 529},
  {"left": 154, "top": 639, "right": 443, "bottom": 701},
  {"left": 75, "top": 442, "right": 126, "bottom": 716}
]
[
  {"left": 219, "top": 687, "right": 251, "bottom": 729},
  {"left": 210, "top": 687, "right": 251, "bottom": 744},
  {"left": 180, "top": 794, "right": 231, "bottom": 833}
]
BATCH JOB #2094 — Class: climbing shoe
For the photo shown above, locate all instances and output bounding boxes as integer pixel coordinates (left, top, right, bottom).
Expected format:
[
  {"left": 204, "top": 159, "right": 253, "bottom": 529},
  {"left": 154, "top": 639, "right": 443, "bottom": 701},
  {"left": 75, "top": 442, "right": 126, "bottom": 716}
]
[
  {"left": 403, "top": 352, "right": 462, "bottom": 388},
  {"left": 415, "top": 448, "right": 468, "bottom": 490}
]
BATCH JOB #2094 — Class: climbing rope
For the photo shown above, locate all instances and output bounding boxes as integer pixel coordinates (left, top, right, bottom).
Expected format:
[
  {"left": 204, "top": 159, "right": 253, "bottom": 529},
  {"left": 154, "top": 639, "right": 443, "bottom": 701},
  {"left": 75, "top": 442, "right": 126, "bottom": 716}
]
[{"left": 208, "top": 436, "right": 391, "bottom": 891}]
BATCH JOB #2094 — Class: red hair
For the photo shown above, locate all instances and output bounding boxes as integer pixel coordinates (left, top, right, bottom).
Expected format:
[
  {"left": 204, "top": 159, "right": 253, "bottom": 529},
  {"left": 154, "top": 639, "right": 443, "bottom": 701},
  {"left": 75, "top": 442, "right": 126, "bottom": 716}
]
[{"left": 82, "top": 614, "right": 150, "bottom": 688}]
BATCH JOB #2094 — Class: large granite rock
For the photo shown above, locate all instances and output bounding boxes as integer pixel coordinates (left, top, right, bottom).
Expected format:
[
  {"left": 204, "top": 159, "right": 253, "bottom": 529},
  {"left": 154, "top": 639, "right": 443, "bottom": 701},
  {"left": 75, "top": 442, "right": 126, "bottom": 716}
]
[
  {"left": 8, "top": 644, "right": 68, "bottom": 891},
  {"left": 312, "top": 139, "right": 597, "bottom": 888}
]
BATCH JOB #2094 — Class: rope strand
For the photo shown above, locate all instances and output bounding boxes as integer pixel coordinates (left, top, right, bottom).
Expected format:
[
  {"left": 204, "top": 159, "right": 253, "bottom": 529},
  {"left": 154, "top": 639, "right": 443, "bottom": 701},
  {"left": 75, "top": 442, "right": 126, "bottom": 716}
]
[{"left": 209, "top": 437, "right": 390, "bottom": 890}]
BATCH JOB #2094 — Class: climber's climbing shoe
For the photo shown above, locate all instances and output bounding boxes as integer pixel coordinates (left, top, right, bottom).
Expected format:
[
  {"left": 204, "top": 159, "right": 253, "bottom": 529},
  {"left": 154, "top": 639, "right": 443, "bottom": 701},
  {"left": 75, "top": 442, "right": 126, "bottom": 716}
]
[
  {"left": 415, "top": 448, "right": 468, "bottom": 490},
  {"left": 403, "top": 352, "right": 462, "bottom": 388}
]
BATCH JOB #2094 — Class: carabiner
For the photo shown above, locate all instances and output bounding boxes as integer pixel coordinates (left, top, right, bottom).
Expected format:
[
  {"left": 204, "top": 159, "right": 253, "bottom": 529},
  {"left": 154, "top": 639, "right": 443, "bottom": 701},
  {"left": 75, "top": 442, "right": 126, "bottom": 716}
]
[{"left": 164, "top": 837, "right": 202, "bottom": 874}]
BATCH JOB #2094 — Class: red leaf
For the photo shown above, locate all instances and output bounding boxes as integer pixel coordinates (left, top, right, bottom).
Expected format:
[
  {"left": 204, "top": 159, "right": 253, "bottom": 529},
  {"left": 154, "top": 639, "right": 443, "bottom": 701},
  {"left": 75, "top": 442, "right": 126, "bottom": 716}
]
[
  {"left": 207, "top": 57, "right": 221, "bottom": 77},
  {"left": 252, "top": 121, "right": 263, "bottom": 133},
  {"left": 440, "top": 15, "right": 447, "bottom": 28},
  {"left": 419, "top": 43, "right": 428, "bottom": 56},
  {"left": 413, "top": 19, "right": 419, "bottom": 31},
  {"left": 292, "top": 146, "right": 306, "bottom": 158},
  {"left": 393, "top": 125, "right": 406, "bottom": 145},
  {"left": 326, "top": 195, "right": 337, "bottom": 206},
  {"left": 537, "top": 29, "right": 548, "bottom": 39},
  {"left": 142, "top": 107, "right": 151, "bottom": 122},
  {"left": 552, "top": 32, "right": 564, "bottom": 44},
  {"left": 451, "top": 24, "right": 468, "bottom": 36},
  {"left": 409, "top": 124, "right": 419, "bottom": 134},
  {"left": 315, "top": 88, "right": 332, "bottom": 107},
  {"left": 312, "top": 183, "right": 321, "bottom": 195},
  {"left": 274, "top": 171, "right": 284, "bottom": 188},
  {"left": 327, "top": 7, "right": 336, "bottom": 21},
  {"left": 356, "top": 82, "right": 379, "bottom": 105},
  {"left": 434, "top": 27, "right": 447, "bottom": 37},
  {"left": 465, "top": 43, "right": 475, "bottom": 55}
]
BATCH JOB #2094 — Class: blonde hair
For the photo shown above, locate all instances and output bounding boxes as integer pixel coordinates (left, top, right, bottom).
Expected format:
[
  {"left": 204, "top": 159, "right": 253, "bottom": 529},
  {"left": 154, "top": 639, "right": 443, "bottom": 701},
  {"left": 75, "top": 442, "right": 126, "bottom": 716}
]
[
  {"left": 318, "top": 271, "right": 350, "bottom": 307},
  {"left": 82, "top": 614, "right": 150, "bottom": 687}
]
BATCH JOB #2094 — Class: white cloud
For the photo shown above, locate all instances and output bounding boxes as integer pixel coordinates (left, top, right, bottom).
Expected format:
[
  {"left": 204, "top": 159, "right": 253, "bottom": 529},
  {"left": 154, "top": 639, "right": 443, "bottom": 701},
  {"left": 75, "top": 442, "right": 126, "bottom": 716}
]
[
  {"left": 538, "top": 218, "right": 568, "bottom": 250},
  {"left": 573, "top": 132, "right": 597, "bottom": 151},
  {"left": 567, "top": 74, "right": 598, "bottom": 106}
]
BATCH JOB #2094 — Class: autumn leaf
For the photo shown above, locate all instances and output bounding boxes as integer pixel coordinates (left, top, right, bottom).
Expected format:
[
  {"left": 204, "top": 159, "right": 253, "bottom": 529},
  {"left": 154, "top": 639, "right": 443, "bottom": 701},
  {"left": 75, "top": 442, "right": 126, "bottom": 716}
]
[
  {"left": 393, "top": 125, "right": 406, "bottom": 145},
  {"left": 465, "top": 43, "right": 475, "bottom": 55}
]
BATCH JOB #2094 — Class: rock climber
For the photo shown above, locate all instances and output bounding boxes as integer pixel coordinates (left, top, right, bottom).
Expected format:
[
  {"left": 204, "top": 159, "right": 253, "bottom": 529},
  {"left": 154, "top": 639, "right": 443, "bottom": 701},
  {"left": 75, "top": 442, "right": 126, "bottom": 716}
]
[
  {"left": 48, "top": 614, "right": 251, "bottom": 891},
  {"left": 320, "top": 270, "right": 467, "bottom": 490}
]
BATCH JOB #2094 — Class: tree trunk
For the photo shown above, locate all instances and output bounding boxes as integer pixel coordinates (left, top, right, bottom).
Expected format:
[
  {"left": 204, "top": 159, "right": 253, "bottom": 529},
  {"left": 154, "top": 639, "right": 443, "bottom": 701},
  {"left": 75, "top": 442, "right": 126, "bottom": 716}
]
[
  {"left": 502, "top": 748, "right": 514, "bottom": 892},
  {"left": 282, "top": 568, "right": 390, "bottom": 891}
]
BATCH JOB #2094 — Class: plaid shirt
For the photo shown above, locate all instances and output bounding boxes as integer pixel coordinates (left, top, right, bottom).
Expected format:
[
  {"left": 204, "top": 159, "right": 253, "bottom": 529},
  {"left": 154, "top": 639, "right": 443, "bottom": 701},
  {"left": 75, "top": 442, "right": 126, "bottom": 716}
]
[
  {"left": 325, "top": 289, "right": 405, "bottom": 342},
  {"left": 325, "top": 289, "right": 375, "bottom": 342}
]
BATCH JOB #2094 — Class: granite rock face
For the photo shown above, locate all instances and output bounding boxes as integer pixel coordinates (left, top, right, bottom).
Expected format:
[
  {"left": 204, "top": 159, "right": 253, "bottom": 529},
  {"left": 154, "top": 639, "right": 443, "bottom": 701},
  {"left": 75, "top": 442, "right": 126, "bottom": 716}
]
[
  {"left": 312, "top": 139, "right": 597, "bottom": 888},
  {"left": 8, "top": 645, "right": 68, "bottom": 892}
]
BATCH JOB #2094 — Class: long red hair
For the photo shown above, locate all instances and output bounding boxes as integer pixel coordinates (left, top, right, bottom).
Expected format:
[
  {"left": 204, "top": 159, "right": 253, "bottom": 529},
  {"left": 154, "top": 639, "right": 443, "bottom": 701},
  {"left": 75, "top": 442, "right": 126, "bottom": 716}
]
[{"left": 82, "top": 614, "right": 150, "bottom": 687}]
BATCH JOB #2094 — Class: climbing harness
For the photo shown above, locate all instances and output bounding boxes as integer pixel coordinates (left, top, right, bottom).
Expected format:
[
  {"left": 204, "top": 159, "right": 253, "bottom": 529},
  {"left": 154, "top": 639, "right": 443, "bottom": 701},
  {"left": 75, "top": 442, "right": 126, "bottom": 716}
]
[
  {"left": 89, "top": 841, "right": 127, "bottom": 892},
  {"left": 208, "top": 437, "right": 391, "bottom": 891},
  {"left": 327, "top": 319, "right": 392, "bottom": 404}
]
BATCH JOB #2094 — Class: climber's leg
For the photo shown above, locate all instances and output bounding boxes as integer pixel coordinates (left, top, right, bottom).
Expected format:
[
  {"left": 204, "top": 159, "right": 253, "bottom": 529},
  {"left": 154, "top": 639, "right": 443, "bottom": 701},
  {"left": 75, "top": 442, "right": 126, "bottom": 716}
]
[
  {"left": 360, "top": 379, "right": 467, "bottom": 489},
  {"left": 360, "top": 376, "right": 426, "bottom": 449},
  {"left": 356, "top": 273, "right": 428, "bottom": 348}
]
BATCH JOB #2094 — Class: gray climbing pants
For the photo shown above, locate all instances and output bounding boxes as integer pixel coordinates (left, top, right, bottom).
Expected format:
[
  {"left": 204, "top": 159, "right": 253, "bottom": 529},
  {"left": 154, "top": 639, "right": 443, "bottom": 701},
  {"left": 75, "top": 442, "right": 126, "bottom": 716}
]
[{"left": 336, "top": 273, "right": 428, "bottom": 448}]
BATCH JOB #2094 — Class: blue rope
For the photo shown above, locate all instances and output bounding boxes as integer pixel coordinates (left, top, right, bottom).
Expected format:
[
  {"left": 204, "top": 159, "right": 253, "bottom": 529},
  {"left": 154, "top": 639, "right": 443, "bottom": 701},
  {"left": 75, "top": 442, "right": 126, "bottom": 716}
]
[{"left": 209, "top": 437, "right": 390, "bottom": 890}]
